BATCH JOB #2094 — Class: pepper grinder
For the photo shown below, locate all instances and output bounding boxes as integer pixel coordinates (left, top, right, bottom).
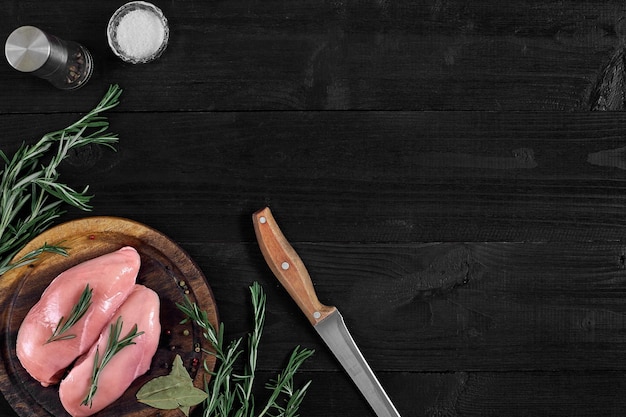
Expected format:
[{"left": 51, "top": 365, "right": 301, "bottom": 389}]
[{"left": 5, "top": 26, "right": 93, "bottom": 90}]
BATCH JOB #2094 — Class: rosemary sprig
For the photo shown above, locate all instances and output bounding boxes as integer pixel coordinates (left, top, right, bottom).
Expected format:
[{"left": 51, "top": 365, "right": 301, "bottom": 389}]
[
  {"left": 0, "top": 85, "right": 122, "bottom": 276},
  {"left": 81, "top": 316, "right": 144, "bottom": 408},
  {"left": 45, "top": 283, "right": 93, "bottom": 344},
  {"left": 260, "top": 348, "right": 313, "bottom": 417},
  {"left": 176, "top": 282, "right": 314, "bottom": 417},
  {"left": 0, "top": 242, "right": 67, "bottom": 275}
]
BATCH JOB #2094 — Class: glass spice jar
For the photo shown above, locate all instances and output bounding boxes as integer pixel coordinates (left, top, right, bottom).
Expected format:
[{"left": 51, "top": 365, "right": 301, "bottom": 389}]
[
  {"left": 107, "top": 1, "right": 169, "bottom": 64},
  {"left": 5, "top": 26, "right": 93, "bottom": 90}
]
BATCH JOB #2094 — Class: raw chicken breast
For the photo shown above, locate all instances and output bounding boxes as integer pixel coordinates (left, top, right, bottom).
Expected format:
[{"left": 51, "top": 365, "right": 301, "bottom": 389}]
[
  {"left": 59, "top": 284, "right": 161, "bottom": 417},
  {"left": 16, "top": 246, "right": 140, "bottom": 386}
]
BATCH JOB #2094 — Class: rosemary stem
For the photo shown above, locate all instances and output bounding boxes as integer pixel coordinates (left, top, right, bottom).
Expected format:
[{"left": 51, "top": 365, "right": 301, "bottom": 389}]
[
  {"left": 0, "top": 85, "right": 122, "bottom": 276},
  {"left": 176, "top": 282, "right": 313, "bottom": 417}
]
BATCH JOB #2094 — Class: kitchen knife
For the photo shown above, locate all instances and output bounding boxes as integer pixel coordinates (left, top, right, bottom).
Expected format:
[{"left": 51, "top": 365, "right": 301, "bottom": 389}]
[{"left": 252, "top": 207, "right": 401, "bottom": 417}]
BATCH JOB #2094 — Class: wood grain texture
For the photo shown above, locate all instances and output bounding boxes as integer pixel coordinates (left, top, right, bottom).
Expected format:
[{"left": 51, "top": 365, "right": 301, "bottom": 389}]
[
  {"left": 0, "top": 0, "right": 624, "bottom": 112},
  {"left": 293, "top": 370, "right": 626, "bottom": 417},
  {"left": 4, "top": 0, "right": 626, "bottom": 415},
  {"left": 252, "top": 207, "right": 337, "bottom": 326},
  {"left": 176, "top": 242, "right": 626, "bottom": 372},
  {"left": 3, "top": 110, "right": 626, "bottom": 243}
]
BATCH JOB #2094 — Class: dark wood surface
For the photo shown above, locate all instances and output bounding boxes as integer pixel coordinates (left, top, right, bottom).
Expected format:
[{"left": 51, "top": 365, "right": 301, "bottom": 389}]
[{"left": 2, "top": 1, "right": 626, "bottom": 416}]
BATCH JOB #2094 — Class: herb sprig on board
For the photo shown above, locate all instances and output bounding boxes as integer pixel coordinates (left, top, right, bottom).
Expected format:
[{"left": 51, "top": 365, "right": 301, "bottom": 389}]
[
  {"left": 46, "top": 283, "right": 93, "bottom": 344},
  {"left": 0, "top": 85, "right": 122, "bottom": 275},
  {"left": 82, "top": 316, "right": 144, "bottom": 408},
  {"left": 176, "top": 282, "right": 314, "bottom": 417}
]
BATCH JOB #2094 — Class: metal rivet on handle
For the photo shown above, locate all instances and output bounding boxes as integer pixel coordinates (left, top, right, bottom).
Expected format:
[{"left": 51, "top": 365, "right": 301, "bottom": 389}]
[
  {"left": 259, "top": 216, "right": 267, "bottom": 224},
  {"left": 281, "top": 262, "right": 290, "bottom": 270}
]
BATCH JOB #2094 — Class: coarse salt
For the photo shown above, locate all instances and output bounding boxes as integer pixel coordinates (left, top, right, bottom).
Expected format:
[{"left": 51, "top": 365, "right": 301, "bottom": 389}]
[{"left": 115, "top": 8, "right": 166, "bottom": 60}]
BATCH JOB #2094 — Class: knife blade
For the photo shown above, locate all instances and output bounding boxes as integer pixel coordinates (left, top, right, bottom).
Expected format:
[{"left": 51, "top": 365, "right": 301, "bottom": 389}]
[{"left": 252, "top": 207, "right": 401, "bottom": 417}]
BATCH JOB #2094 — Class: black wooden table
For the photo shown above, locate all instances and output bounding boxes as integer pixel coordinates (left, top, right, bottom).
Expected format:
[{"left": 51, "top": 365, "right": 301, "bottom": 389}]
[{"left": 3, "top": 1, "right": 626, "bottom": 416}]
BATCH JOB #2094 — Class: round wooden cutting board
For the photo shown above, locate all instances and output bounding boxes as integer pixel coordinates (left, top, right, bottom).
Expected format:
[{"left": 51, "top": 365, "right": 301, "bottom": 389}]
[{"left": 0, "top": 216, "right": 218, "bottom": 417}]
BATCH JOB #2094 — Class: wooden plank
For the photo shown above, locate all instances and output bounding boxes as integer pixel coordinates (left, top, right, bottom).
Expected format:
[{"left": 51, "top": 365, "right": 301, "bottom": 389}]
[
  {"left": 300, "top": 370, "right": 626, "bottom": 417},
  {"left": 293, "top": 370, "right": 626, "bottom": 417},
  {"left": 2, "top": 369, "right": 626, "bottom": 417},
  {"left": 4, "top": 110, "right": 626, "bottom": 242},
  {"left": 178, "top": 241, "right": 626, "bottom": 372},
  {"left": 0, "top": 0, "right": 623, "bottom": 111}
]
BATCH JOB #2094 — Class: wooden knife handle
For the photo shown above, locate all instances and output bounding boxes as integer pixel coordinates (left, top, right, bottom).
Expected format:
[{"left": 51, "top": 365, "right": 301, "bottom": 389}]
[{"left": 253, "top": 207, "right": 336, "bottom": 326}]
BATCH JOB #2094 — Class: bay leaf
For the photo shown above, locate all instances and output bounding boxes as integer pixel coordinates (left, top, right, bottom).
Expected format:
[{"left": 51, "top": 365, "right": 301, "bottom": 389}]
[
  {"left": 163, "top": 385, "right": 208, "bottom": 406},
  {"left": 136, "top": 354, "right": 206, "bottom": 411},
  {"left": 137, "top": 395, "right": 181, "bottom": 410},
  {"left": 169, "top": 355, "right": 191, "bottom": 381},
  {"left": 138, "top": 385, "right": 207, "bottom": 409},
  {"left": 136, "top": 377, "right": 189, "bottom": 402}
]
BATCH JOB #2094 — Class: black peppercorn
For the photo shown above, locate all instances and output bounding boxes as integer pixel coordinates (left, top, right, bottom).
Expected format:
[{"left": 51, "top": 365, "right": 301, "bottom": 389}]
[{"left": 5, "top": 26, "right": 93, "bottom": 90}]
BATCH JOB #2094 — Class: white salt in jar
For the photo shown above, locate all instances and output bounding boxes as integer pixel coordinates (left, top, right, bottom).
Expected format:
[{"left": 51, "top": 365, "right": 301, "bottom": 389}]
[{"left": 107, "top": 1, "right": 169, "bottom": 64}]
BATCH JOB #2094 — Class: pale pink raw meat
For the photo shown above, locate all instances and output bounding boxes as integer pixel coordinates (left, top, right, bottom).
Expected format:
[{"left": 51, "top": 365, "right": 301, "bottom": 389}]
[
  {"left": 16, "top": 246, "right": 140, "bottom": 386},
  {"left": 59, "top": 284, "right": 161, "bottom": 417}
]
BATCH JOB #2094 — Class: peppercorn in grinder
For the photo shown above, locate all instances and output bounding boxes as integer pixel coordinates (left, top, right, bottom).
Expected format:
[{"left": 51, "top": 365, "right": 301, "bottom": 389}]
[{"left": 5, "top": 26, "right": 93, "bottom": 90}]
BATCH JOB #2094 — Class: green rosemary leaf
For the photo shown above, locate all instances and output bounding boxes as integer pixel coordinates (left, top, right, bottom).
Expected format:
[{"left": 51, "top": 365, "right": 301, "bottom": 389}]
[
  {"left": 46, "top": 283, "right": 93, "bottom": 344},
  {"left": 0, "top": 85, "right": 122, "bottom": 277},
  {"left": 0, "top": 149, "right": 9, "bottom": 165},
  {"left": 82, "top": 317, "right": 143, "bottom": 408},
  {"left": 259, "top": 346, "right": 315, "bottom": 417},
  {"left": 0, "top": 242, "right": 67, "bottom": 275},
  {"left": 175, "top": 282, "right": 314, "bottom": 417}
]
